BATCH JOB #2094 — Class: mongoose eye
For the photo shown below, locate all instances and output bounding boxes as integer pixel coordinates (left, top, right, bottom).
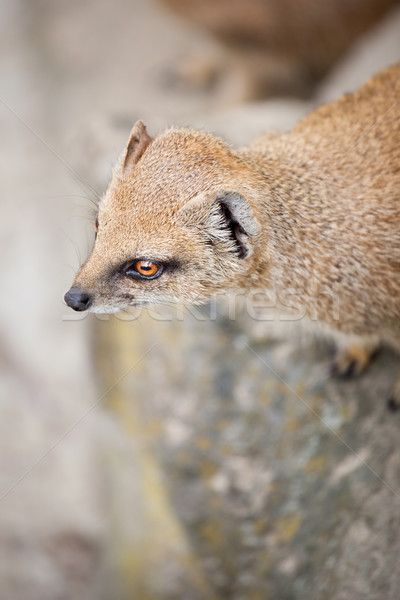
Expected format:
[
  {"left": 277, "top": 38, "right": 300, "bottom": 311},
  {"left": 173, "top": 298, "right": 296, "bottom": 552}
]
[
  {"left": 124, "top": 260, "right": 163, "bottom": 280},
  {"left": 136, "top": 260, "right": 159, "bottom": 277}
]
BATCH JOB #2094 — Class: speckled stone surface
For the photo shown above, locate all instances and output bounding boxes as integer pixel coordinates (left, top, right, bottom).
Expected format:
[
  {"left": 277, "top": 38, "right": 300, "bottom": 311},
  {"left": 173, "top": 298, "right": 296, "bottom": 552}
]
[{"left": 95, "top": 307, "right": 400, "bottom": 600}]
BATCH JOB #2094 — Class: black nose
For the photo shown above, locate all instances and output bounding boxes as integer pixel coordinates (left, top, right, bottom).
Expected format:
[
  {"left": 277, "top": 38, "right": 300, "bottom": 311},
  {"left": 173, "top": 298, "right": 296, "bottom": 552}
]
[{"left": 64, "top": 286, "right": 92, "bottom": 311}]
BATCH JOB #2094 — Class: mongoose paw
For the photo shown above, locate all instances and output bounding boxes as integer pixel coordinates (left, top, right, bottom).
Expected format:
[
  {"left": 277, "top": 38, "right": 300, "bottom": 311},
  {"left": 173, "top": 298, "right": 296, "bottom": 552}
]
[
  {"left": 329, "top": 343, "right": 378, "bottom": 379},
  {"left": 329, "top": 357, "right": 357, "bottom": 379}
]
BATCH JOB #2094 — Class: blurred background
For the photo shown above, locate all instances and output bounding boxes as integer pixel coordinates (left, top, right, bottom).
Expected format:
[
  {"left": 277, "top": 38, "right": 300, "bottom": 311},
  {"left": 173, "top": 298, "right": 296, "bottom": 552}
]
[{"left": 1, "top": 0, "right": 400, "bottom": 598}]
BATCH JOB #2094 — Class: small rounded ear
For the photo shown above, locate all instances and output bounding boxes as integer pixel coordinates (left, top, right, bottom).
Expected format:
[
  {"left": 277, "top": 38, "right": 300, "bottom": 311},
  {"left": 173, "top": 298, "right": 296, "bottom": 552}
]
[
  {"left": 180, "top": 190, "right": 261, "bottom": 259},
  {"left": 122, "top": 120, "right": 153, "bottom": 174}
]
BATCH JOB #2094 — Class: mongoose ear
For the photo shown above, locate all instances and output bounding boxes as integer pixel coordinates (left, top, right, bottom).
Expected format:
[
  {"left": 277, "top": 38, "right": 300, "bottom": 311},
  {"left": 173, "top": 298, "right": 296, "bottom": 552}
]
[
  {"left": 180, "top": 190, "right": 261, "bottom": 259},
  {"left": 122, "top": 120, "right": 153, "bottom": 173}
]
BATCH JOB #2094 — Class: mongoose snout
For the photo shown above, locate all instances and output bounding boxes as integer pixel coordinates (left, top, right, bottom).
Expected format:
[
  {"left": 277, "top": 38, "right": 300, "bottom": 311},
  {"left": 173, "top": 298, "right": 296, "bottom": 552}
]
[
  {"left": 64, "top": 286, "right": 92, "bottom": 312},
  {"left": 65, "top": 64, "right": 400, "bottom": 406}
]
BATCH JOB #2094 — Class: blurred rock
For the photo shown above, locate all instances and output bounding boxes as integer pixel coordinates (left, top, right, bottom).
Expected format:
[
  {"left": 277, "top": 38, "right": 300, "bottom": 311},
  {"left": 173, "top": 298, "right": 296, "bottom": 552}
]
[
  {"left": 317, "top": 4, "right": 400, "bottom": 103},
  {"left": 158, "top": 0, "right": 398, "bottom": 101},
  {"left": 94, "top": 299, "right": 400, "bottom": 599}
]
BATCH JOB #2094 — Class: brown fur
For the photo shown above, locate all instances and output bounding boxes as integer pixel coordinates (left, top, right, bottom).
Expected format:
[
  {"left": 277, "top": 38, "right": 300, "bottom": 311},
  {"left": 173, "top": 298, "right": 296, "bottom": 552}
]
[{"left": 66, "top": 64, "right": 400, "bottom": 401}]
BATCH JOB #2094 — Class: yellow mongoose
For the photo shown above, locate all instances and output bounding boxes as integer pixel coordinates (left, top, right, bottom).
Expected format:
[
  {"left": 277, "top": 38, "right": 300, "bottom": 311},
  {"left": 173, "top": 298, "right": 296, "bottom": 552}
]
[{"left": 65, "top": 65, "right": 400, "bottom": 406}]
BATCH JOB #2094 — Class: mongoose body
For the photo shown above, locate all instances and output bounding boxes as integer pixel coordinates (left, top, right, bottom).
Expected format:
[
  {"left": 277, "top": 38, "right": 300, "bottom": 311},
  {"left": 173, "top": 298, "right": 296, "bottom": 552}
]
[{"left": 65, "top": 64, "right": 400, "bottom": 403}]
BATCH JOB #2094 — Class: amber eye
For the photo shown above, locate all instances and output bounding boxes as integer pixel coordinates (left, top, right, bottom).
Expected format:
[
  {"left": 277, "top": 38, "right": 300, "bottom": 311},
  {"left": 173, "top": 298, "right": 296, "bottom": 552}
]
[
  {"left": 134, "top": 260, "right": 161, "bottom": 278},
  {"left": 123, "top": 259, "right": 163, "bottom": 280},
  {"left": 94, "top": 218, "right": 99, "bottom": 233}
]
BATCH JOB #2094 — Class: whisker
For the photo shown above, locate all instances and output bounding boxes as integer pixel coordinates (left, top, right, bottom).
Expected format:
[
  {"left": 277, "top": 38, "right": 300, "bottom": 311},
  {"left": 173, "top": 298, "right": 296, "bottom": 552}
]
[{"left": 59, "top": 228, "right": 82, "bottom": 268}]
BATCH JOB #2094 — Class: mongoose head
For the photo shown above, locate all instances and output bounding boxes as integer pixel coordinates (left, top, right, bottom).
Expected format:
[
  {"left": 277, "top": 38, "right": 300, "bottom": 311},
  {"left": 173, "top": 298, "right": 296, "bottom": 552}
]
[{"left": 64, "top": 121, "right": 262, "bottom": 313}]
